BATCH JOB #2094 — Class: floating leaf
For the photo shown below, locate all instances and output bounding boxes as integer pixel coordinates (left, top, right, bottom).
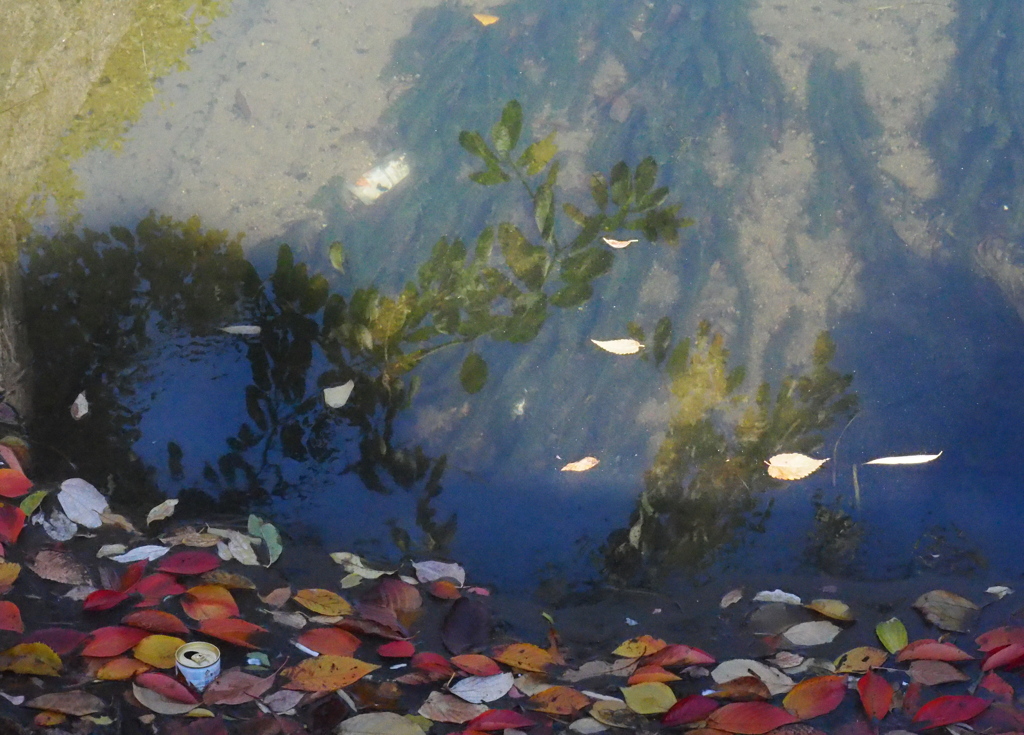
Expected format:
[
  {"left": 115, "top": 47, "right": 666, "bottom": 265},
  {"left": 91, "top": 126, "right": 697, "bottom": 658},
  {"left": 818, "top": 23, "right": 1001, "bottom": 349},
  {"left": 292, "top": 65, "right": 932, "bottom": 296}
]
[
  {"left": 450, "top": 654, "right": 501, "bottom": 677},
  {"left": 912, "top": 695, "right": 988, "bottom": 729},
  {"left": 182, "top": 585, "right": 239, "bottom": 620},
  {"left": 662, "top": 695, "right": 720, "bottom": 727},
  {"left": 913, "top": 590, "right": 979, "bottom": 632},
  {"left": 857, "top": 669, "right": 892, "bottom": 721},
  {"left": 158, "top": 551, "right": 220, "bottom": 576},
  {"left": 712, "top": 660, "right": 794, "bottom": 696},
  {"left": 197, "top": 618, "right": 267, "bottom": 649},
  {"left": 110, "top": 545, "right": 170, "bottom": 563},
  {"left": 202, "top": 668, "right": 275, "bottom": 706},
  {"left": 282, "top": 655, "right": 378, "bottom": 691},
  {"left": 69, "top": 392, "right": 89, "bottom": 420},
  {"left": 494, "top": 642, "right": 554, "bottom": 673},
  {"left": 982, "top": 642, "right": 1024, "bottom": 671},
  {"left": 753, "top": 589, "right": 802, "bottom": 604},
  {"left": 145, "top": 499, "right": 177, "bottom": 525},
  {"left": 22, "top": 629, "right": 85, "bottom": 656},
  {"left": 129, "top": 572, "right": 187, "bottom": 603},
  {"left": 18, "top": 490, "right": 47, "bottom": 517},
  {"left": 338, "top": 712, "right": 425, "bottom": 735},
  {"left": 782, "top": 621, "right": 842, "bottom": 646},
  {"left": 0, "top": 601, "right": 22, "bottom": 633},
  {"left": 707, "top": 702, "right": 798, "bottom": 734},
  {"left": 247, "top": 515, "right": 282, "bottom": 566},
  {"left": 591, "top": 338, "right": 644, "bottom": 355},
  {"left": 96, "top": 657, "right": 150, "bottom": 680},
  {"left": 645, "top": 643, "right": 715, "bottom": 668},
  {"left": 621, "top": 682, "right": 676, "bottom": 714},
  {"left": 131, "top": 682, "right": 196, "bottom": 715},
  {"left": 83, "top": 589, "right": 130, "bottom": 612},
  {"left": 805, "top": 599, "right": 854, "bottom": 622},
  {"left": 296, "top": 627, "right": 361, "bottom": 657},
  {"left": 834, "top": 646, "right": 888, "bottom": 673},
  {"left": 711, "top": 676, "right": 771, "bottom": 701},
  {"left": 472, "top": 13, "right": 499, "bottom": 26},
  {"left": 377, "top": 640, "right": 415, "bottom": 658},
  {"left": 82, "top": 627, "right": 149, "bottom": 657},
  {"left": 219, "top": 325, "right": 260, "bottom": 336},
  {"left": 0, "top": 505, "right": 26, "bottom": 544},
  {"left": 909, "top": 660, "right": 969, "bottom": 685},
  {"left": 26, "top": 691, "right": 103, "bottom": 716},
  {"left": 413, "top": 560, "right": 465, "bottom": 585},
  {"left": 29, "top": 549, "right": 90, "bottom": 585},
  {"left": 418, "top": 690, "right": 488, "bottom": 724},
  {"left": 601, "top": 237, "right": 639, "bottom": 249},
  {"left": 133, "top": 635, "right": 185, "bottom": 669},
  {"left": 628, "top": 664, "right": 680, "bottom": 684},
  {"left": 0, "top": 468, "right": 31, "bottom": 498},
  {"left": 864, "top": 451, "right": 942, "bottom": 465},
  {"left": 467, "top": 709, "right": 537, "bottom": 730},
  {"left": 450, "top": 672, "right": 514, "bottom": 704},
  {"left": 323, "top": 381, "right": 355, "bottom": 409},
  {"left": 0, "top": 642, "right": 62, "bottom": 675},
  {"left": 0, "top": 561, "right": 20, "bottom": 594},
  {"left": 57, "top": 478, "right": 109, "bottom": 528},
  {"left": 875, "top": 617, "right": 908, "bottom": 653},
  {"left": 560, "top": 456, "right": 600, "bottom": 473},
  {"left": 896, "top": 639, "right": 972, "bottom": 662},
  {"left": 782, "top": 675, "right": 847, "bottom": 720},
  {"left": 293, "top": 588, "right": 352, "bottom": 616},
  {"left": 613, "top": 635, "right": 666, "bottom": 658},
  {"left": 721, "top": 589, "right": 743, "bottom": 608},
  {"left": 765, "top": 454, "right": 828, "bottom": 481},
  {"left": 530, "top": 686, "right": 590, "bottom": 715}
]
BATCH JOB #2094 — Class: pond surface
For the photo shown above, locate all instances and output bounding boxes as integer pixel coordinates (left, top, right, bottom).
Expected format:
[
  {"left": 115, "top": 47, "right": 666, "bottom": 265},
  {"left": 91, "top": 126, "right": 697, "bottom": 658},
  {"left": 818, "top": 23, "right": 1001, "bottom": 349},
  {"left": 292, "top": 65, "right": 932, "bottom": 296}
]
[{"left": 20, "top": 0, "right": 1024, "bottom": 602}]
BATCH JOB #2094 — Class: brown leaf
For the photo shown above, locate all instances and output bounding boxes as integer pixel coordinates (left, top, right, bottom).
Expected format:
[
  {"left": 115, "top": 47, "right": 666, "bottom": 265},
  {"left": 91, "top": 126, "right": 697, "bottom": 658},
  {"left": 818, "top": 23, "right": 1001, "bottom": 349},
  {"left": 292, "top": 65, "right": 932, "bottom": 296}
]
[
  {"left": 259, "top": 586, "right": 292, "bottom": 608},
  {"left": 29, "top": 550, "right": 91, "bottom": 585},
  {"left": 203, "top": 667, "right": 275, "bottom": 705},
  {"left": 909, "top": 660, "right": 970, "bottom": 686},
  {"left": 913, "top": 590, "right": 979, "bottom": 633},
  {"left": 560, "top": 456, "right": 600, "bottom": 473},
  {"left": 26, "top": 691, "right": 104, "bottom": 716},
  {"left": 417, "top": 691, "right": 488, "bottom": 723},
  {"left": 766, "top": 453, "right": 828, "bottom": 481}
]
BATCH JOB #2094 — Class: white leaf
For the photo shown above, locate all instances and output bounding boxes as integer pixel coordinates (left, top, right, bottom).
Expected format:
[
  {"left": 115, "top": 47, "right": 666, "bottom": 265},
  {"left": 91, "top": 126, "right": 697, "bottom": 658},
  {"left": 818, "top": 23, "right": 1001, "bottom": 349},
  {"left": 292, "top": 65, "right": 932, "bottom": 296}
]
[
  {"left": 570, "top": 717, "right": 612, "bottom": 733},
  {"left": 449, "top": 672, "right": 514, "bottom": 704},
  {"left": 0, "top": 693, "right": 24, "bottom": 705},
  {"left": 219, "top": 325, "right": 261, "bottom": 336},
  {"left": 601, "top": 237, "right": 639, "bottom": 249},
  {"left": 110, "top": 545, "right": 171, "bottom": 563},
  {"left": 32, "top": 510, "right": 78, "bottom": 541},
  {"left": 720, "top": 588, "right": 743, "bottom": 608},
  {"left": 323, "top": 380, "right": 355, "bottom": 409},
  {"left": 864, "top": 451, "right": 942, "bottom": 466},
  {"left": 753, "top": 589, "right": 802, "bottom": 605},
  {"left": 146, "top": 499, "right": 178, "bottom": 525},
  {"left": 711, "top": 659, "right": 794, "bottom": 696},
  {"left": 413, "top": 560, "right": 466, "bottom": 586},
  {"left": 561, "top": 456, "right": 600, "bottom": 472},
  {"left": 513, "top": 673, "right": 551, "bottom": 695},
  {"left": 208, "top": 527, "right": 261, "bottom": 566},
  {"left": 782, "top": 620, "right": 842, "bottom": 646},
  {"left": 70, "top": 392, "right": 89, "bottom": 420},
  {"left": 590, "top": 338, "right": 644, "bottom": 355},
  {"left": 329, "top": 551, "right": 392, "bottom": 580},
  {"left": 987, "top": 586, "right": 1013, "bottom": 599},
  {"left": 765, "top": 453, "right": 828, "bottom": 481},
  {"left": 131, "top": 683, "right": 196, "bottom": 715},
  {"left": 97, "top": 544, "right": 127, "bottom": 559},
  {"left": 57, "top": 478, "right": 109, "bottom": 529}
]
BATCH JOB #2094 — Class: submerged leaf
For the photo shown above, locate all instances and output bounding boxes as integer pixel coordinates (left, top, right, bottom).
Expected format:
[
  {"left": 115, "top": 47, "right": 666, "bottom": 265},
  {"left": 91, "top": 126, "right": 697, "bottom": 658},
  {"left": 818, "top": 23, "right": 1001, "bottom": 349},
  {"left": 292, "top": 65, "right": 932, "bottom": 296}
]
[
  {"left": 857, "top": 669, "right": 892, "bottom": 721},
  {"left": 708, "top": 702, "right": 798, "bottom": 734}
]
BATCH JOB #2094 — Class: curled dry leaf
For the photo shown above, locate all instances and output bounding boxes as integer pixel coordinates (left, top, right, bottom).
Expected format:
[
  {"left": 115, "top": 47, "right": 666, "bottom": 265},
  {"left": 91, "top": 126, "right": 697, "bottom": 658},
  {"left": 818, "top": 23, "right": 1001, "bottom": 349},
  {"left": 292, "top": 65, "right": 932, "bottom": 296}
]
[
  {"left": 561, "top": 456, "right": 600, "bottom": 473},
  {"left": 864, "top": 451, "right": 942, "bottom": 466},
  {"left": 602, "top": 237, "right": 639, "bottom": 249},
  {"left": 591, "top": 338, "right": 644, "bottom": 355},
  {"left": 765, "top": 454, "right": 828, "bottom": 481},
  {"left": 472, "top": 13, "right": 499, "bottom": 26}
]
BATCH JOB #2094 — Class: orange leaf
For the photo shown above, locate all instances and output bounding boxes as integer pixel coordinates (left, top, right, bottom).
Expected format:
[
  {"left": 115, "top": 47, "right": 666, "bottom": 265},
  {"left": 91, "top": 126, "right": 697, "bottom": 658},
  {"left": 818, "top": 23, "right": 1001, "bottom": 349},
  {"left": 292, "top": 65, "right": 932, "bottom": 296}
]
[
  {"left": 429, "top": 580, "right": 462, "bottom": 600},
  {"left": 0, "top": 468, "right": 32, "bottom": 498},
  {"left": 122, "top": 610, "right": 190, "bottom": 636},
  {"left": 296, "top": 627, "right": 361, "bottom": 657},
  {"left": 857, "top": 669, "right": 893, "bottom": 721},
  {"left": 0, "top": 505, "right": 25, "bottom": 544},
  {"left": 529, "top": 686, "right": 590, "bottom": 716},
  {"left": 0, "top": 601, "right": 23, "bottom": 633},
  {"left": 628, "top": 664, "right": 681, "bottom": 685},
  {"left": 181, "top": 585, "right": 239, "bottom": 621},
  {"left": 452, "top": 654, "right": 502, "bottom": 676},
  {"left": 293, "top": 588, "right": 352, "bottom": 616},
  {"left": 896, "top": 639, "right": 973, "bottom": 662},
  {"left": 782, "top": 675, "right": 847, "bottom": 720},
  {"left": 613, "top": 635, "right": 667, "bottom": 658},
  {"left": 133, "top": 635, "right": 186, "bottom": 669},
  {"left": 644, "top": 643, "right": 715, "bottom": 667},
  {"left": 96, "top": 656, "right": 151, "bottom": 681},
  {"left": 493, "top": 642, "right": 555, "bottom": 673},
  {"left": 82, "top": 626, "right": 149, "bottom": 657},
  {"left": 197, "top": 618, "right": 267, "bottom": 649},
  {"left": 707, "top": 702, "right": 798, "bottom": 734},
  {"left": 282, "top": 655, "right": 378, "bottom": 691},
  {"left": 980, "top": 671, "right": 1015, "bottom": 703}
]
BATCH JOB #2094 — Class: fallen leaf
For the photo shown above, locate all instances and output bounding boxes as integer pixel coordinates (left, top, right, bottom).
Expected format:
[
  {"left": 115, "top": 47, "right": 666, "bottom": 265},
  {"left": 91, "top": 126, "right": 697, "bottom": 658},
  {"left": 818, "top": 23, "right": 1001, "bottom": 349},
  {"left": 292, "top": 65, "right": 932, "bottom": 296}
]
[
  {"left": 129, "top": 572, "right": 187, "bottom": 603},
  {"left": 70, "top": 392, "right": 89, "bottom": 420},
  {"left": 338, "top": 711, "right": 430, "bottom": 735},
  {"left": 133, "top": 635, "right": 185, "bottom": 669},
  {"left": 875, "top": 617, "right": 908, "bottom": 653},
  {"left": 182, "top": 585, "right": 239, "bottom": 620},
  {"left": 442, "top": 596, "right": 491, "bottom": 655},
  {"left": 782, "top": 675, "right": 847, "bottom": 720},
  {"left": 82, "top": 626, "right": 149, "bottom": 657},
  {"left": 530, "top": 685, "right": 590, "bottom": 715},
  {"left": 493, "top": 642, "right": 555, "bottom": 673},
  {"left": 472, "top": 13, "right": 499, "bottom": 26},
  {"left": 856, "top": 669, "right": 892, "bottom": 721},
  {"left": 864, "top": 451, "right": 942, "bottom": 465},
  {"left": 834, "top": 646, "right": 888, "bottom": 674},
  {"left": 293, "top": 588, "right": 352, "bottom": 616},
  {"left": 0, "top": 601, "right": 22, "bottom": 633},
  {"left": 591, "top": 338, "right": 644, "bottom": 355},
  {"left": 753, "top": 589, "right": 802, "bottom": 605},
  {"left": 708, "top": 701, "right": 798, "bottom": 734},
  {"left": 0, "top": 561, "right": 20, "bottom": 593},
  {"left": 805, "top": 599, "right": 854, "bottom": 622},
  {"left": 613, "top": 635, "right": 666, "bottom": 658},
  {"left": 412, "top": 560, "right": 465, "bottom": 586},
  {"left": 621, "top": 682, "right": 676, "bottom": 714},
  {"left": 986, "top": 585, "right": 1013, "bottom": 599},
  {"left": 26, "top": 690, "right": 104, "bottom": 716},
  {"left": 628, "top": 664, "right": 680, "bottom": 684},
  {"left": 377, "top": 640, "right": 415, "bottom": 658},
  {"left": 30, "top": 509, "right": 72, "bottom": 541},
  {"left": 131, "top": 682, "right": 196, "bottom": 715},
  {"left": 912, "top": 694, "right": 988, "bottom": 729},
  {"left": 782, "top": 621, "right": 842, "bottom": 646},
  {"left": 323, "top": 381, "right": 355, "bottom": 409},
  {"left": 146, "top": 499, "right": 178, "bottom": 525},
  {"left": 96, "top": 657, "right": 150, "bottom": 680},
  {"left": 158, "top": 551, "right": 221, "bottom": 576},
  {"left": 662, "top": 694, "right": 720, "bottom": 727},
  {"left": 590, "top": 700, "right": 646, "bottom": 729},
  {"left": 22, "top": 629, "right": 86, "bottom": 656},
  {"left": 296, "top": 627, "right": 361, "bottom": 657},
  {"left": 418, "top": 690, "right": 488, "bottom": 723},
  {"left": 560, "top": 456, "right": 600, "bottom": 472},
  {"left": 913, "top": 590, "right": 979, "bottom": 632},
  {"left": 765, "top": 454, "right": 827, "bottom": 481},
  {"left": 202, "top": 668, "right": 275, "bottom": 705},
  {"left": 711, "top": 676, "right": 772, "bottom": 701},
  {"left": 601, "top": 237, "right": 639, "bottom": 249},
  {"left": 259, "top": 586, "right": 292, "bottom": 608},
  {"left": 467, "top": 709, "right": 537, "bottom": 730},
  {"left": 0, "top": 468, "right": 31, "bottom": 498},
  {"left": 908, "top": 659, "right": 969, "bottom": 685},
  {"left": 197, "top": 618, "right": 267, "bottom": 649},
  {"left": 137, "top": 671, "right": 200, "bottom": 704},
  {"left": 211, "top": 528, "right": 260, "bottom": 566},
  {"left": 247, "top": 515, "right": 283, "bottom": 566},
  {"left": 451, "top": 654, "right": 501, "bottom": 677},
  {"left": 896, "top": 639, "right": 972, "bottom": 662},
  {"left": 0, "top": 642, "right": 62, "bottom": 675},
  {"left": 29, "top": 549, "right": 91, "bottom": 585},
  {"left": 449, "top": 672, "right": 514, "bottom": 704},
  {"left": 0, "top": 505, "right": 26, "bottom": 544},
  {"left": 721, "top": 588, "right": 744, "bottom": 608},
  {"left": 979, "top": 671, "right": 1014, "bottom": 702},
  {"left": 201, "top": 570, "right": 256, "bottom": 590},
  {"left": 57, "top": 478, "right": 109, "bottom": 528},
  {"left": 644, "top": 643, "right": 715, "bottom": 667},
  {"left": 711, "top": 660, "right": 795, "bottom": 696},
  {"left": 282, "top": 655, "right": 378, "bottom": 691},
  {"left": 219, "top": 325, "right": 261, "bottom": 336},
  {"left": 110, "top": 545, "right": 170, "bottom": 563},
  {"left": 82, "top": 589, "right": 130, "bottom": 612}
]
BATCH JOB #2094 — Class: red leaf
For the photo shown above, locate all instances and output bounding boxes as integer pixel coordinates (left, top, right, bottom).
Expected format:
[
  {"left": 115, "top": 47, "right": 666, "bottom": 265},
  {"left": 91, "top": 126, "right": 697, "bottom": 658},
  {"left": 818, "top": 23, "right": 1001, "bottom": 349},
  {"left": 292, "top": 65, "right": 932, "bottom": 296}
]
[
  {"left": 295, "top": 627, "right": 361, "bottom": 657},
  {"left": 0, "top": 506, "right": 25, "bottom": 545},
  {"left": 377, "top": 640, "right": 415, "bottom": 658},
  {"left": 82, "top": 626, "right": 149, "bottom": 657},
  {"left": 977, "top": 626, "right": 1024, "bottom": 652},
  {"left": 118, "top": 561, "right": 148, "bottom": 593},
  {"left": 644, "top": 643, "right": 716, "bottom": 668},
  {"left": 121, "top": 610, "right": 190, "bottom": 636},
  {"left": 136, "top": 671, "right": 199, "bottom": 704},
  {"left": 451, "top": 654, "right": 502, "bottom": 676},
  {"left": 411, "top": 651, "right": 454, "bottom": 676},
  {"left": 783, "top": 675, "right": 847, "bottom": 720},
  {"left": 983, "top": 643, "right": 1024, "bottom": 671},
  {"left": 980, "top": 671, "right": 1015, "bottom": 703},
  {"left": 857, "top": 669, "right": 893, "bottom": 721},
  {"left": 22, "top": 628, "right": 86, "bottom": 656},
  {"left": 83, "top": 589, "right": 131, "bottom": 612},
  {"left": 197, "top": 618, "right": 267, "bottom": 649},
  {"left": 912, "top": 695, "right": 989, "bottom": 729},
  {"left": 0, "top": 469, "right": 32, "bottom": 498},
  {"left": 367, "top": 578, "right": 422, "bottom": 613},
  {"left": 157, "top": 552, "right": 220, "bottom": 576},
  {"left": 896, "top": 639, "right": 973, "bottom": 663},
  {"left": 707, "top": 702, "right": 799, "bottom": 735},
  {"left": 661, "top": 695, "right": 720, "bottom": 726},
  {"left": 466, "top": 709, "right": 537, "bottom": 731},
  {"left": 0, "top": 601, "right": 23, "bottom": 633},
  {"left": 903, "top": 682, "right": 923, "bottom": 716},
  {"left": 181, "top": 585, "right": 239, "bottom": 621},
  {"left": 127, "top": 573, "right": 187, "bottom": 604}
]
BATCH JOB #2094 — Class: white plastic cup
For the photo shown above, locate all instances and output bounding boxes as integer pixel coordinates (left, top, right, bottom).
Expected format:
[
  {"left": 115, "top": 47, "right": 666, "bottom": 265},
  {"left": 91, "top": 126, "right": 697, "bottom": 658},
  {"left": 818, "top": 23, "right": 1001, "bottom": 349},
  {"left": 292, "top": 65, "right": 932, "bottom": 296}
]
[{"left": 175, "top": 642, "right": 221, "bottom": 692}]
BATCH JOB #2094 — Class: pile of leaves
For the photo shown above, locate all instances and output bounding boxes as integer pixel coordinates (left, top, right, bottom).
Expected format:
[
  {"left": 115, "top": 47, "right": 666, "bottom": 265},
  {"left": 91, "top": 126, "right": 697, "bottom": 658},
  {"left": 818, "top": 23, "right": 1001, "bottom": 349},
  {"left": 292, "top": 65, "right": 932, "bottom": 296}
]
[{"left": 0, "top": 453, "right": 1024, "bottom": 734}]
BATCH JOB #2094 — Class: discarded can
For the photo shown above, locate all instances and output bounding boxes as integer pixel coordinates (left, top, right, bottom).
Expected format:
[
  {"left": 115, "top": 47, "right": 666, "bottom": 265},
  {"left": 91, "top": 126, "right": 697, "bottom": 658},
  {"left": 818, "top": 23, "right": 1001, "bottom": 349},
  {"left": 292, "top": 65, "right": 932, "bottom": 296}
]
[
  {"left": 175, "top": 642, "right": 221, "bottom": 692},
  {"left": 346, "top": 152, "right": 410, "bottom": 205}
]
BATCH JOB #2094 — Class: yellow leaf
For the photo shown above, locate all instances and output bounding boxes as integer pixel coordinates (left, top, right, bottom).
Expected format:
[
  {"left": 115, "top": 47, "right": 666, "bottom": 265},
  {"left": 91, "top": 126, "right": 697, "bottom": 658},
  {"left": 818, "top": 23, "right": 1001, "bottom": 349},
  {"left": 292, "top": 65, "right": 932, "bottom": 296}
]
[
  {"left": 612, "top": 635, "right": 666, "bottom": 658},
  {"left": 591, "top": 338, "right": 644, "bottom": 355},
  {"left": 493, "top": 642, "right": 554, "bottom": 673},
  {"left": 590, "top": 700, "right": 645, "bottom": 729},
  {"left": 765, "top": 453, "right": 828, "bottom": 481},
  {"left": 0, "top": 561, "right": 20, "bottom": 593},
  {"left": 560, "top": 456, "right": 599, "bottom": 472},
  {"left": 805, "top": 599, "right": 854, "bottom": 622},
  {"left": 282, "top": 655, "right": 378, "bottom": 691},
  {"left": 864, "top": 451, "right": 942, "bottom": 465},
  {"left": 146, "top": 499, "right": 178, "bottom": 525},
  {"left": 620, "top": 681, "right": 677, "bottom": 714},
  {"left": 97, "top": 657, "right": 151, "bottom": 680},
  {"left": 834, "top": 646, "right": 888, "bottom": 674},
  {"left": 293, "top": 588, "right": 353, "bottom": 616},
  {"left": 473, "top": 13, "right": 499, "bottom": 26},
  {"left": 529, "top": 686, "right": 591, "bottom": 715},
  {"left": 0, "top": 642, "right": 62, "bottom": 676},
  {"left": 133, "top": 635, "right": 186, "bottom": 669}
]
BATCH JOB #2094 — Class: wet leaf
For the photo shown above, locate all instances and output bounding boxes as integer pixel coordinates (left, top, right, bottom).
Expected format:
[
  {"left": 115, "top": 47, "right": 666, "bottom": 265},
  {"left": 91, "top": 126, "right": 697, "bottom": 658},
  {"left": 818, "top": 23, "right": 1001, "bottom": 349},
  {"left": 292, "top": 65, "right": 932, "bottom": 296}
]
[
  {"left": 260, "top": 586, "right": 292, "bottom": 608},
  {"left": 202, "top": 668, "right": 275, "bottom": 705},
  {"left": 908, "top": 660, "right": 969, "bottom": 685},
  {"left": 329, "top": 241, "right": 345, "bottom": 273},
  {"left": 26, "top": 690, "right": 104, "bottom": 716},
  {"left": 0, "top": 468, "right": 31, "bottom": 498},
  {"left": 449, "top": 672, "right": 514, "bottom": 704},
  {"left": 782, "top": 675, "right": 847, "bottom": 720},
  {"left": 721, "top": 588, "right": 744, "bottom": 608},
  {"left": 834, "top": 646, "right": 887, "bottom": 673},
  {"left": 0, "top": 601, "right": 22, "bottom": 633},
  {"left": 982, "top": 642, "right": 1024, "bottom": 671},
  {"left": 331, "top": 552, "right": 393, "bottom": 580},
  {"left": 133, "top": 635, "right": 185, "bottom": 669},
  {"left": 591, "top": 700, "right": 645, "bottom": 729},
  {"left": 429, "top": 580, "right": 461, "bottom": 599},
  {"left": 22, "top": 628, "right": 85, "bottom": 656},
  {"left": 473, "top": 13, "right": 499, "bottom": 26},
  {"left": 0, "top": 505, "right": 26, "bottom": 544},
  {"left": 182, "top": 585, "right": 239, "bottom": 620},
  {"left": 644, "top": 643, "right": 715, "bottom": 667},
  {"left": 282, "top": 655, "right": 378, "bottom": 691},
  {"left": 0, "top": 642, "right": 61, "bottom": 675},
  {"left": 896, "top": 639, "right": 972, "bottom": 662},
  {"left": 83, "top": 626, "right": 149, "bottom": 657},
  {"left": 913, "top": 590, "right": 979, "bottom": 632},
  {"left": 323, "top": 381, "right": 355, "bottom": 408},
  {"left": 765, "top": 454, "right": 827, "bottom": 481},
  {"left": 805, "top": 599, "right": 854, "bottom": 622},
  {"left": 979, "top": 671, "right": 1014, "bottom": 702},
  {"left": 111, "top": 545, "right": 170, "bottom": 563},
  {"left": 601, "top": 237, "right": 639, "bottom": 249},
  {"left": 57, "top": 478, "right": 109, "bottom": 528},
  {"left": 247, "top": 515, "right": 282, "bottom": 566},
  {"left": 782, "top": 621, "right": 842, "bottom": 646},
  {"left": 467, "top": 709, "right": 537, "bottom": 730},
  {"left": 711, "top": 676, "right": 771, "bottom": 701},
  {"left": 296, "top": 627, "right": 361, "bottom": 656},
  {"left": 338, "top": 711, "right": 425, "bottom": 735},
  {"left": 219, "top": 325, "right": 260, "bottom": 336},
  {"left": 560, "top": 456, "right": 600, "bottom": 472},
  {"left": 83, "top": 589, "right": 130, "bottom": 611},
  {"left": 875, "top": 617, "right": 908, "bottom": 653},
  {"left": 591, "top": 337, "right": 643, "bottom": 355},
  {"left": 0, "top": 561, "right": 20, "bottom": 594},
  {"left": 662, "top": 695, "right": 720, "bottom": 726},
  {"left": 493, "top": 642, "right": 554, "bottom": 673},
  {"left": 628, "top": 664, "right": 680, "bottom": 684},
  {"left": 857, "top": 669, "right": 892, "bottom": 721},
  {"left": 29, "top": 549, "right": 90, "bottom": 585},
  {"left": 197, "top": 618, "right": 267, "bottom": 649},
  {"left": 129, "top": 572, "right": 187, "bottom": 603},
  {"left": 864, "top": 451, "right": 941, "bottom": 465},
  {"left": 146, "top": 499, "right": 178, "bottom": 525},
  {"left": 202, "top": 570, "right": 256, "bottom": 590},
  {"left": 18, "top": 490, "right": 47, "bottom": 517},
  {"left": 96, "top": 656, "right": 150, "bottom": 680},
  {"left": 131, "top": 682, "right": 197, "bottom": 715},
  {"left": 293, "top": 588, "right": 352, "bottom": 616},
  {"left": 530, "top": 685, "right": 590, "bottom": 715},
  {"left": 753, "top": 589, "right": 802, "bottom": 604},
  {"left": 621, "top": 681, "right": 676, "bottom": 714},
  {"left": 377, "top": 640, "right": 414, "bottom": 658},
  {"left": 712, "top": 660, "right": 794, "bottom": 696},
  {"left": 613, "top": 635, "right": 666, "bottom": 658},
  {"left": 451, "top": 654, "right": 501, "bottom": 676},
  {"left": 911, "top": 695, "right": 989, "bottom": 729},
  {"left": 418, "top": 690, "right": 487, "bottom": 723},
  {"left": 158, "top": 551, "right": 221, "bottom": 575},
  {"left": 412, "top": 560, "right": 465, "bottom": 586},
  {"left": 976, "top": 625, "right": 1024, "bottom": 651},
  {"left": 707, "top": 702, "right": 798, "bottom": 734}
]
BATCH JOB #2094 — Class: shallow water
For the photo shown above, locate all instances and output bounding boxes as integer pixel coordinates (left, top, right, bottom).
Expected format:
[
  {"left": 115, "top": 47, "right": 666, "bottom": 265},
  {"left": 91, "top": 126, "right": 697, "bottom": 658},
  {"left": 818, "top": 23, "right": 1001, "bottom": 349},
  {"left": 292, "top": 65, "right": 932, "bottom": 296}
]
[{"left": 18, "top": 0, "right": 1024, "bottom": 598}]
